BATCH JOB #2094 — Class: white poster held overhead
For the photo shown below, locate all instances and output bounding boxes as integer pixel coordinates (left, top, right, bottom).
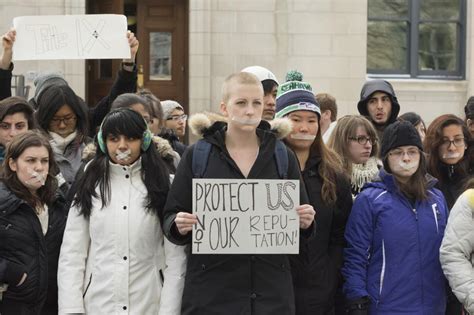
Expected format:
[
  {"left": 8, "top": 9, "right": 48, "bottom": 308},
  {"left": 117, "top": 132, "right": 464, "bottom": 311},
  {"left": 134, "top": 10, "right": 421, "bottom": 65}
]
[
  {"left": 12, "top": 14, "right": 131, "bottom": 60},
  {"left": 192, "top": 179, "right": 300, "bottom": 254}
]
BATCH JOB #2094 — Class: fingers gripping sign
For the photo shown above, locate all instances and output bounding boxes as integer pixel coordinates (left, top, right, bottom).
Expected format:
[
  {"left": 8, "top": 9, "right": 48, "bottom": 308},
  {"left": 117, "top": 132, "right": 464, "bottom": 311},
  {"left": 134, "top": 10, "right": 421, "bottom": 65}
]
[
  {"left": 296, "top": 204, "right": 315, "bottom": 230},
  {"left": 2, "top": 28, "right": 16, "bottom": 50},
  {"left": 126, "top": 30, "right": 139, "bottom": 61},
  {"left": 1, "top": 28, "right": 15, "bottom": 70},
  {"left": 175, "top": 212, "right": 198, "bottom": 236}
]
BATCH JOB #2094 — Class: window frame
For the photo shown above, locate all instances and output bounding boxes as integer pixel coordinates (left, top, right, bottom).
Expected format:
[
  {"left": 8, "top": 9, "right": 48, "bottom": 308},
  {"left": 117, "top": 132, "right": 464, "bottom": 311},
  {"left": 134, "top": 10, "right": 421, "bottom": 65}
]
[{"left": 367, "top": 0, "right": 466, "bottom": 79}]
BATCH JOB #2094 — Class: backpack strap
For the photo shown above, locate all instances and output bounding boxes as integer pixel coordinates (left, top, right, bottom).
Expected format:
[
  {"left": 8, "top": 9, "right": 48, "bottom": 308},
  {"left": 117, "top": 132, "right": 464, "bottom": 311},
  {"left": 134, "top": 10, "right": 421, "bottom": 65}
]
[
  {"left": 274, "top": 140, "right": 289, "bottom": 179},
  {"left": 192, "top": 139, "right": 212, "bottom": 178}
]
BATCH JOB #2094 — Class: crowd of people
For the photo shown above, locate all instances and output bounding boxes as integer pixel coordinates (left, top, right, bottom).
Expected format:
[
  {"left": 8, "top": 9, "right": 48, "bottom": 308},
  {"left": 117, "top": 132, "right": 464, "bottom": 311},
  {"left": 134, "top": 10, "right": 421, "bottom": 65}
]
[{"left": 0, "top": 26, "right": 473, "bottom": 315}]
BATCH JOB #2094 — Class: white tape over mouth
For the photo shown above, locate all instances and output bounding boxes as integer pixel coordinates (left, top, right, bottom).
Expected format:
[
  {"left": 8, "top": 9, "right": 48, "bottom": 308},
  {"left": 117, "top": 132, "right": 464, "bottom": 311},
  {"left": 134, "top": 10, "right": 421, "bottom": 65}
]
[
  {"left": 398, "top": 160, "right": 418, "bottom": 171},
  {"left": 116, "top": 149, "right": 132, "bottom": 161},
  {"left": 442, "top": 152, "right": 462, "bottom": 159},
  {"left": 231, "top": 117, "right": 261, "bottom": 125},
  {"left": 290, "top": 133, "right": 316, "bottom": 141},
  {"left": 27, "top": 169, "right": 47, "bottom": 186}
]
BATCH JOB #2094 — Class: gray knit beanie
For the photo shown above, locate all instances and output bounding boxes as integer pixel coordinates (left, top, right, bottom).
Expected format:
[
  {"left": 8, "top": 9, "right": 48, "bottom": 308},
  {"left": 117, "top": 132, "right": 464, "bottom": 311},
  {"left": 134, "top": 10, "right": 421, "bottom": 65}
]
[
  {"left": 161, "top": 100, "right": 184, "bottom": 120},
  {"left": 33, "top": 73, "right": 68, "bottom": 103}
]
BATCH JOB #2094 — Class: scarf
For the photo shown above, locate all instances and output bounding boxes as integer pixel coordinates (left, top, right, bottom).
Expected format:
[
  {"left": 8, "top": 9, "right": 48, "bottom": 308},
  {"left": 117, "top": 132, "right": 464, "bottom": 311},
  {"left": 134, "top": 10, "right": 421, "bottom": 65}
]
[
  {"left": 49, "top": 130, "right": 78, "bottom": 155},
  {"left": 351, "top": 156, "right": 379, "bottom": 195}
]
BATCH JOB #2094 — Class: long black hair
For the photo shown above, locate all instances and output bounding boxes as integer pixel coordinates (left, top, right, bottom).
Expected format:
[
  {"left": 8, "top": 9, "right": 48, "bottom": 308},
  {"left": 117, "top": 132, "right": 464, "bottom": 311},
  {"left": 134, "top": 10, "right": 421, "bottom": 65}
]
[{"left": 73, "top": 108, "right": 170, "bottom": 219}]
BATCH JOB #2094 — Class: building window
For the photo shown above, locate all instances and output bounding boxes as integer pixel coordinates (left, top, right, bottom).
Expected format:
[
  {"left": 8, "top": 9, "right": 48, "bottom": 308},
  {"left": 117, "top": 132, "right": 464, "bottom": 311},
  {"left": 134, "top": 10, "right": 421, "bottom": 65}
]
[{"left": 367, "top": 0, "right": 466, "bottom": 79}]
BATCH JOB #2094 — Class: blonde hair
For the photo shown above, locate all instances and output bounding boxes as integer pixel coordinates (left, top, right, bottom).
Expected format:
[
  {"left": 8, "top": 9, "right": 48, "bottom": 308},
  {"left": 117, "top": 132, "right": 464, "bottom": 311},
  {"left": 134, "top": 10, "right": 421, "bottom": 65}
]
[
  {"left": 221, "top": 72, "right": 263, "bottom": 103},
  {"left": 327, "top": 115, "right": 379, "bottom": 173}
]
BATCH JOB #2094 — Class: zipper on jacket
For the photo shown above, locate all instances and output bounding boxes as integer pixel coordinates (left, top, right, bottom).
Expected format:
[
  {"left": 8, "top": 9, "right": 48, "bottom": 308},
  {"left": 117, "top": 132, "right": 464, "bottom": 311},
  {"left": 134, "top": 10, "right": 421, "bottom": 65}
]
[
  {"left": 414, "top": 207, "right": 425, "bottom": 308},
  {"left": 1, "top": 223, "right": 12, "bottom": 230},
  {"left": 83, "top": 274, "right": 92, "bottom": 298},
  {"left": 432, "top": 204, "right": 439, "bottom": 233},
  {"left": 394, "top": 193, "right": 426, "bottom": 309},
  {"left": 378, "top": 239, "right": 386, "bottom": 307}
]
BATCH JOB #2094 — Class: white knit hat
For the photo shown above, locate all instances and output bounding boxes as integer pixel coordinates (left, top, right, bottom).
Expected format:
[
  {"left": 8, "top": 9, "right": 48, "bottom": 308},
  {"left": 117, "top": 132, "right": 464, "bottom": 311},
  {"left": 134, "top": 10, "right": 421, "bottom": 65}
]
[{"left": 161, "top": 100, "right": 184, "bottom": 120}]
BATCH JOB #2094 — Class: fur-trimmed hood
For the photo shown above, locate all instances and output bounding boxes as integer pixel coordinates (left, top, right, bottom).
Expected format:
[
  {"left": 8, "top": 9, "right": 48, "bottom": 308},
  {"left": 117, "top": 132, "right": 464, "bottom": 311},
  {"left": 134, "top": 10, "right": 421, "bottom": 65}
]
[{"left": 188, "top": 112, "right": 293, "bottom": 139}]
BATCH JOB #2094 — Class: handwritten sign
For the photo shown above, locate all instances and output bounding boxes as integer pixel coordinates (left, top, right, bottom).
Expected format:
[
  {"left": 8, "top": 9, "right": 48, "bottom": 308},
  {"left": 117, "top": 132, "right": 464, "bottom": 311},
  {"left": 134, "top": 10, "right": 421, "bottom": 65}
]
[
  {"left": 192, "top": 179, "right": 300, "bottom": 254},
  {"left": 13, "top": 15, "right": 130, "bottom": 60}
]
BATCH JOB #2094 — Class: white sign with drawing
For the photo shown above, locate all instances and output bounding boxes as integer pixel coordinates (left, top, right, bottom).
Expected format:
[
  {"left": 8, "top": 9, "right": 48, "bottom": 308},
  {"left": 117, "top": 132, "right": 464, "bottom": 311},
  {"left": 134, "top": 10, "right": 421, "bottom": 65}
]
[
  {"left": 13, "top": 14, "right": 131, "bottom": 60},
  {"left": 192, "top": 179, "right": 300, "bottom": 254}
]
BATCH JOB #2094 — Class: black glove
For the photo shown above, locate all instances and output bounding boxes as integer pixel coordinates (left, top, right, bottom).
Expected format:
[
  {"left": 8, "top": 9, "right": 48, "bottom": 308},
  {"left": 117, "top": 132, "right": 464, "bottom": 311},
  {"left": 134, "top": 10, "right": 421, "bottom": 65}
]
[{"left": 346, "top": 296, "right": 370, "bottom": 315}]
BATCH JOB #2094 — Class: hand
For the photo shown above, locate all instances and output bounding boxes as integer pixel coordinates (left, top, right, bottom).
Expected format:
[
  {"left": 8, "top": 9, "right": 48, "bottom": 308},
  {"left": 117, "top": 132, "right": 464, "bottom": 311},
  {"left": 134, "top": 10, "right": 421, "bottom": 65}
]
[
  {"left": 124, "top": 30, "right": 139, "bottom": 62},
  {"left": 296, "top": 204, "right": 315, "bottom": 230},
  {"left": 2, "top": 28, "right": 15, "bottom": 51},
  {"left": 1, "top": 28, "right": 15, "bottom": 70},
  {"left": 16, "top": 273, "right": 27, "bottom": 286},
  {"left": 175, "top": 212, "right": 198, "bottom": 236},
  {"left": 346, "top": 296, "right": 370, "bottom": 315}
]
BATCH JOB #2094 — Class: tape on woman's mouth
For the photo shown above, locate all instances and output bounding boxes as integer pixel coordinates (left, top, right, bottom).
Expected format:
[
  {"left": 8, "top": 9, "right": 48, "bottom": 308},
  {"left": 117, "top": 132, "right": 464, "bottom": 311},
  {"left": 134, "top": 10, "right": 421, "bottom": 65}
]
[
  {"left": 290, "top": 133, "right": 316, "bottom": 141},
  {"left": 116, "top": 149, "right": 132, "bottom": 161}
]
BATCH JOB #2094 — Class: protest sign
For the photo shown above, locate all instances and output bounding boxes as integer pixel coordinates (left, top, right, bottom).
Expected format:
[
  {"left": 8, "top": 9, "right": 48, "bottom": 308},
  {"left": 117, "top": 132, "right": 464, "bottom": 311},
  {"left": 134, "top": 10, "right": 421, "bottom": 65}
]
[
  {"left": 13, "top": 14, "right": 130, "bottom": 60},
  {"left": 192, "top": 179, "right": 300, "bottom": 254}
]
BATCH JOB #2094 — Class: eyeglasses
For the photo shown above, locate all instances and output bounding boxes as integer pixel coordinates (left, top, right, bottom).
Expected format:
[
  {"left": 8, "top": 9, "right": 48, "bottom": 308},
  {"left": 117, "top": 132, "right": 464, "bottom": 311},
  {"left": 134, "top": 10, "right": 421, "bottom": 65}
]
[
  {"left": 50, "top": 115, "right": 77, "bottom": 126},
  {"left": 167, "top": 114, "right": 187, "bottom": 121},
  {"left": 349, "top": 136, "right": 376, "bottom": 145},
  {"left": 389, "top": 148, "right": 420, "bottom": 159},
  {"left": 440, "top": 138, "right": 465, "bottom": 148}
]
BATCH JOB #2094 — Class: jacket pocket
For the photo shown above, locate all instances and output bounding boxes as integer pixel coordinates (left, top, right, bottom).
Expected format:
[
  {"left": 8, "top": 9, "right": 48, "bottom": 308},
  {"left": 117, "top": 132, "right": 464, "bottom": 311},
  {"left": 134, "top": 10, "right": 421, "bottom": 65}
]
[{"left": 83, "top": 273, "right": 92, "bottom": 298}]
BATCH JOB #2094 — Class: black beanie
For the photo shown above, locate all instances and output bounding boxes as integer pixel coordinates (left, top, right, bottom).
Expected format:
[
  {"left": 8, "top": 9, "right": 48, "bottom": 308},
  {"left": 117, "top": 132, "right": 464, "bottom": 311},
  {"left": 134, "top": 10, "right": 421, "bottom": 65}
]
[{"left": 381, "top": 120, "right": 423, "bottom": 158}]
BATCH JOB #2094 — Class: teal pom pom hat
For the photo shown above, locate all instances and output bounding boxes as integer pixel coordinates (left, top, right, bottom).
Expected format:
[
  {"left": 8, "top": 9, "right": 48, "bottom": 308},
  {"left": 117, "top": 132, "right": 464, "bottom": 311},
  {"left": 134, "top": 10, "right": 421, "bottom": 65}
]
[{"left": 275, "top": 70, "right": 320, "bottom": 118}]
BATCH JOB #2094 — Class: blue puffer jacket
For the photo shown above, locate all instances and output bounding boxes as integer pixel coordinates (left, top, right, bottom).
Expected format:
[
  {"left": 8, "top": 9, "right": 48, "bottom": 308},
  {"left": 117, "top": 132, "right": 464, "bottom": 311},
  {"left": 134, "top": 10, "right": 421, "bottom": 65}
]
[{"left": 342, "top": 169, "right": 448, "bottom": 315}]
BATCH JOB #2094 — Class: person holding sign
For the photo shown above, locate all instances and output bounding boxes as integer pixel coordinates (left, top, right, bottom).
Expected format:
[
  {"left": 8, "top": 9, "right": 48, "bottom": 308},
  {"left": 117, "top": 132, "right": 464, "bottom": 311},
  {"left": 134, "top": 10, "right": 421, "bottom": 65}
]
[
  {"left": 163, "top": 72, "right": 315, "bottom": 314},
  {"left": 0, "top": 26, "right": 140, "bottom": 136},
  {"left": 57, "top": 108, "right": 185, "bottom": 314},
  {"left": 342, "top": 121, "right": 448, "bottom": 314},
  {"left": 275, "top": 70, "right": 353, "bottom": 315},
  {"left": 0, "top": 29, "right": 15, "bottom": 100}
]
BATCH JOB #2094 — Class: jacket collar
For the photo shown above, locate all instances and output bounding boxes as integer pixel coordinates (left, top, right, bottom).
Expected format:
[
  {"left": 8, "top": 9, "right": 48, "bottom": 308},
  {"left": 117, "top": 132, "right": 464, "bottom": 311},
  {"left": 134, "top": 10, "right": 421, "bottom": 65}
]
[
  {"left": 108, "top": 157, "right": 142, "bottom": 176},
  {"left": 367, "top": 168, "right": 438, "bottom": 192},
  {"left": 188, "top": 112, "right": 293, "bottom": 140},
  {"left": 0, "top": 181, "right": 26, "bottom": 215}
]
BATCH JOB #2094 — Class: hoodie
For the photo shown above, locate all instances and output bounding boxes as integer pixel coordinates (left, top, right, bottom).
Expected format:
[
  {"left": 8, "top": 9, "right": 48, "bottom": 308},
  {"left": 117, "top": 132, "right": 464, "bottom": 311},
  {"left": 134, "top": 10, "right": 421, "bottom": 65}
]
[{"left": 357, "top": 80, "right": 400, "bottom": 140}]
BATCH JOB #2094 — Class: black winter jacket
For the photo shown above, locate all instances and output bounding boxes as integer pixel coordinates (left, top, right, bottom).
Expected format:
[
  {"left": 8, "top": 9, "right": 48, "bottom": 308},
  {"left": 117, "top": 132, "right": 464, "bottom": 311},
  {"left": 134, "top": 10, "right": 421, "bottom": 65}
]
[
  {"left": 0, "top": 65, "right": 13, "bottom": 101},
  {"left": 290, "top": 154, "right": 352, "bottom": 315},
  {"left": 0, "top": 182, "right": 67, "bottom": 315},
  {"left": 163, "top": 120, "right": 310, "bottom": 315},
  {"left": 87, "top": 65, "right": 137, "bottom": 136},
  {"left": 436, "top": 162, "right": 473, "bottom": 209},
  {"left": 159, "top": 129, "right": 188, "bottom": 157}
]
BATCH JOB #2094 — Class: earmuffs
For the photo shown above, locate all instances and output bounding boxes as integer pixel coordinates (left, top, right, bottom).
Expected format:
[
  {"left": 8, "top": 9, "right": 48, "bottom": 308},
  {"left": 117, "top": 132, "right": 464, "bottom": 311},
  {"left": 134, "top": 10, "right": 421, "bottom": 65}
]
[{"left": 97, "top": 114, "right": 153, "bottom": 154}]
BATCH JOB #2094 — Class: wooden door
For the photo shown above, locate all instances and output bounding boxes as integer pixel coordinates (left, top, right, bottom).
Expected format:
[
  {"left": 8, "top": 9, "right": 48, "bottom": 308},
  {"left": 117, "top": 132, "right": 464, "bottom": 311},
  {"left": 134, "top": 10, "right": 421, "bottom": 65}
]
[
  {"left": 136, "top": 0, "right": 188, "bottom": 112},
  {"left": 86, "top": 0, "right": 124, "bottom": 106}
]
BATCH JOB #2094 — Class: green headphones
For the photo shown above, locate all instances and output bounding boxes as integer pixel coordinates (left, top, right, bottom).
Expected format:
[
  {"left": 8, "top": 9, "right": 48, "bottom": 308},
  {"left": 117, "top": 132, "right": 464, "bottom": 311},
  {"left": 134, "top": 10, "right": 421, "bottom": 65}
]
[{"left": 97, "top": 111, "right": 153, "bottom": 154}]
